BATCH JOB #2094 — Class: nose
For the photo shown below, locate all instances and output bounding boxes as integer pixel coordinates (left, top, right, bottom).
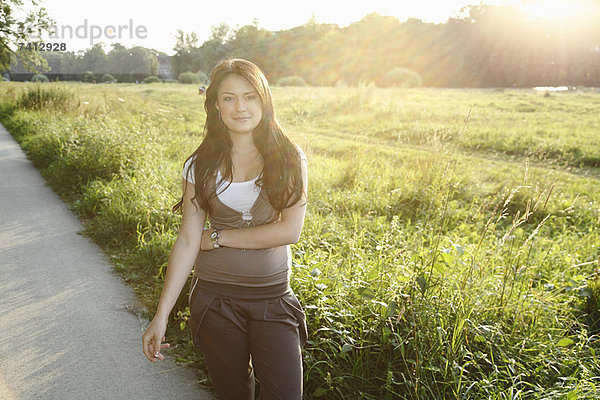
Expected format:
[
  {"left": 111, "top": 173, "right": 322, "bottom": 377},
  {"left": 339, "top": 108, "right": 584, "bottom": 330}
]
[{"left": 235, "top": 99, "right": 248, "bottom": 112}]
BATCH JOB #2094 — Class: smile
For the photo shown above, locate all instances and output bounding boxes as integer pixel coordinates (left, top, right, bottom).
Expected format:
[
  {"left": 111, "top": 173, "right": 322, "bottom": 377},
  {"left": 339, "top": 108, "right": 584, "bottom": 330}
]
[{"left": 233, "top": 117, "right": 251, "bottom": 122}]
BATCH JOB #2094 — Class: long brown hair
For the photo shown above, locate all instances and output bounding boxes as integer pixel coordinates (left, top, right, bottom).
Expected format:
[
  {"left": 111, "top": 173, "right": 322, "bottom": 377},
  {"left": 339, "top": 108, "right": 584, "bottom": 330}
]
[{"left": 172, "top": 58, "right": 305, "bottom": 215}]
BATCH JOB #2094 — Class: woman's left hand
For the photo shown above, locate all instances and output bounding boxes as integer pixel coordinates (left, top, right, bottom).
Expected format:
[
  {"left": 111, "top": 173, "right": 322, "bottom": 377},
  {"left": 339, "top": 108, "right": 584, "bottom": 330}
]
[{"left": 200, "top": 227, "right": 217, "bottom": 251}]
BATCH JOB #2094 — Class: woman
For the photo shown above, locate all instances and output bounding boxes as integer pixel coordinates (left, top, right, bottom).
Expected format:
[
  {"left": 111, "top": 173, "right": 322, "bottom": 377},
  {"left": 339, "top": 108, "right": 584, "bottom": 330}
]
[{"left": 142, "top": 58, "right": 308, "bottom": 400}]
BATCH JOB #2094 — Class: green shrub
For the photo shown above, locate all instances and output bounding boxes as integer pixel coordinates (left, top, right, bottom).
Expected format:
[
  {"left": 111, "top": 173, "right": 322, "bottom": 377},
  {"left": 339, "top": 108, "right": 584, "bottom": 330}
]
[
  {"left": 31, "top": 74, "right": 49, "bottom": 82},
  {"left": 102, "top": 74, "right": 115, "bottom": 83},
  {"left": 196, "top": 70, "right": 208, "bottom": 83},
  {"left": 178, "top": 71, "right": 200, "bottom": 84},
  {"left": 143, "top": 75, "right": 162, "bottom": 84},
  {"left": 162, "top": 78, "right": 178, "bottom": 83},
  {"left": 83, "top": 71, "right": 96, "bottom": 83},
  {"left": 381, "top": 67, "right": 422, "bottom": 88},
  {"left": 277, "top": 75, "right": 308, "bottom": 87}
]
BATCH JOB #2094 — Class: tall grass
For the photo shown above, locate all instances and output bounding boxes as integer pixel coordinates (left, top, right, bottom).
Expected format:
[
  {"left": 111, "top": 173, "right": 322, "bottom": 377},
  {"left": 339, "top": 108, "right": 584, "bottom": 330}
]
[
  {"left": 0, "top": 82, "right": 598, "bottom": 398},
  {"left": 17, "top": 83, "right": 75, "bottom": 110}
]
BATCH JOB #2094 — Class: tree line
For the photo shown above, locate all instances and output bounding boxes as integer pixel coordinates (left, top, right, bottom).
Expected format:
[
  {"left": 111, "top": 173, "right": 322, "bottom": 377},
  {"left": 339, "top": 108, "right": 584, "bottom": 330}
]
[
  {"left": 182, "top": 4, "right": 600, "bottom": 88},
  {"left": 6, "top": 43, "right": 163, "bottom": 83},
  {"left": 5, "top": 4, "right": 600, "bottom": 87}
]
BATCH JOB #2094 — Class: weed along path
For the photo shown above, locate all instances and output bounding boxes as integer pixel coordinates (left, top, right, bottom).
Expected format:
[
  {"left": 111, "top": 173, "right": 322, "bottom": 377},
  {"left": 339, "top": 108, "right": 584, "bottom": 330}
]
[{"left": 0, "top": 122, "right": 215, "bottom": 399}]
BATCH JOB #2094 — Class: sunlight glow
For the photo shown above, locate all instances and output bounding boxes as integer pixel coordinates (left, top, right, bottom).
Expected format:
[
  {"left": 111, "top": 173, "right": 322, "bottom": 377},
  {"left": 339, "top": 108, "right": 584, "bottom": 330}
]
[{"left": 519, "top": 0, "right": 596, "bottom": 21}]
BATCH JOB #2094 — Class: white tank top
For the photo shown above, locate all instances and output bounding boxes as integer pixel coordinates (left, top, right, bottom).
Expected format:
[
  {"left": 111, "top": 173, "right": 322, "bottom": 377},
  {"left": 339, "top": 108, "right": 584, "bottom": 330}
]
[
  {"left": 214, "top": 169, "right": 261, "bottom": 213},
  {"left": 182, "top": 145, "right": 307, "bottom": 213}
]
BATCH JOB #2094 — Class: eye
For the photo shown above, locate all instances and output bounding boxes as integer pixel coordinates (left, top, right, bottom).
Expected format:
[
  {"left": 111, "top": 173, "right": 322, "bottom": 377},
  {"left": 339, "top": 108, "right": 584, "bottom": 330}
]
[
  {"left": 246, "top": 94, "right": 258, "bottom": 101},
  {"left": 224, "top": 96, "right": 235, "bottom": 101}
]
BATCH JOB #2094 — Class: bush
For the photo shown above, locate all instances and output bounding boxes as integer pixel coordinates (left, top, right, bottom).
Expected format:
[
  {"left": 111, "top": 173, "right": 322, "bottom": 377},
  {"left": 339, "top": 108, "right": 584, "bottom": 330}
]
[
  {"left": 178, "top": 71, "right": 200, "bottom": 84},
  {"left": 83, "top": 71, "right": 96, "bottom": 83},
  {"left": 381, "top": 67, "right": 422, "bottom": 88},
  {"left": 277, "top": 76, "right": 308, "bottom": 87},
  {"left": 102, "top": 74, "right": 115, "bottom": 83},
  {"left": 162, "top": 78, "right": 178, "bottom": 83},
  {"left": 31, "top": 74, "right": 49, "bottom": 83},
  {"left": 196, "top": 70, "right": 208, "bottom": 83},
  {"left": 143, "top": 75, "right": 162, "bottom": 84}
]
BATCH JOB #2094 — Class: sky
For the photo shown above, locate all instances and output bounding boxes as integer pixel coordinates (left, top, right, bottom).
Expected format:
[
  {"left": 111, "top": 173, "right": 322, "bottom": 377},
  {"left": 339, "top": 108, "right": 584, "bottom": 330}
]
[{"left": 15, "top": 0, "right": 573, "bottom": 55}]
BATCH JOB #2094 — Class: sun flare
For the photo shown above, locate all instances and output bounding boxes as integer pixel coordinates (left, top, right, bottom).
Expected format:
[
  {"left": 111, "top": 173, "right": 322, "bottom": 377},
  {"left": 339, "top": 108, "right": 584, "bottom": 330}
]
[{"left": 519, "top": 0, "right": 596, "bottom": 21}]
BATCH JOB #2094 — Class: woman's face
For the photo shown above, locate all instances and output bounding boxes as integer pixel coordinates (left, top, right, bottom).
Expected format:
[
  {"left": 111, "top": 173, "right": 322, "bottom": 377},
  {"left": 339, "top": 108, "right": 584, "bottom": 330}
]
[{"left": 215, "top": 74, "right": 263, "bottom": 137}]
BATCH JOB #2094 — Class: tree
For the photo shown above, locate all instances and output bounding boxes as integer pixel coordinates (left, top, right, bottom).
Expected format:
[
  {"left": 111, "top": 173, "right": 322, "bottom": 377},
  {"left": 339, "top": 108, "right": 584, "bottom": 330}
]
[
  {"left": 81, "top": 43, "right": 108, "bottom": 75},
  {"left": 0, "top": 0, "right": 55, "bottom": 73},
  {"left": 172, "top": 29, "right": 203, "bottom": 77},
  {"left": 228, "top": 23, "right": 271, "bottom": 69},
  {"left": 210, "top": 23, "right": 230, "bottom": 43},
  {"left": 107, "top": 44, "right": 153, "bottom": 80}
]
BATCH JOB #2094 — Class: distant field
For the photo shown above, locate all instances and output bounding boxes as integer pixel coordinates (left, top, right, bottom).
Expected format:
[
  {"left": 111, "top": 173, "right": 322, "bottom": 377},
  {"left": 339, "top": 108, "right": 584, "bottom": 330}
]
[{"left": 1, "top": 82, "right": 598, "bottom": 399}]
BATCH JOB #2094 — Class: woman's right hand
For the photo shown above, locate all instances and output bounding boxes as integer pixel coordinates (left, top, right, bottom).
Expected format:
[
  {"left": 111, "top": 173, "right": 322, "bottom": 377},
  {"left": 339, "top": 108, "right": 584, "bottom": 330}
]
[{"left": 142, "top": 317, "right": 171, "bottom": 363}]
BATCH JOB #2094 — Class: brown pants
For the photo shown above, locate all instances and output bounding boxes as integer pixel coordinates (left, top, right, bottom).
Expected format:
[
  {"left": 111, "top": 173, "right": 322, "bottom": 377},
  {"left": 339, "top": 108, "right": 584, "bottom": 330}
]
[{"left": 189, "top": 278, "right": 307, "bottom": 400}]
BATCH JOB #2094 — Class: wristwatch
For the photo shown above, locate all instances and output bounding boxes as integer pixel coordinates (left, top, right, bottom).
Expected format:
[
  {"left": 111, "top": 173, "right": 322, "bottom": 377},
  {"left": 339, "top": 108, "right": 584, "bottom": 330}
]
[{"left": 210, "top": 229, "right": 221, "bottom": 248}]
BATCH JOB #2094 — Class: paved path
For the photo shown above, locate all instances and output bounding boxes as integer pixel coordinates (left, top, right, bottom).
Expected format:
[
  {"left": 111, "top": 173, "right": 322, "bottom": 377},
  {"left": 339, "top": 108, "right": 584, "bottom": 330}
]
[{"left": 0, "top": 122, "right": 215, "bottom": 400}]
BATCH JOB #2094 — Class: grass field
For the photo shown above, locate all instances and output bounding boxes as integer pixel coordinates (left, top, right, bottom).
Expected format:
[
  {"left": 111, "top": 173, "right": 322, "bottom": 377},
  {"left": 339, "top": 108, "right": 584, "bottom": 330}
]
[{"left": 0, "top": 81, "right": 599, "bottom": 399}]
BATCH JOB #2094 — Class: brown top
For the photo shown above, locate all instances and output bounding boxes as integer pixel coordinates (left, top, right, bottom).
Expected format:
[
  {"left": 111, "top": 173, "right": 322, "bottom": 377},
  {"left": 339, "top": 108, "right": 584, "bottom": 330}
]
[{"left": 193, "top": 175, "right": 291, "bottom": 287}]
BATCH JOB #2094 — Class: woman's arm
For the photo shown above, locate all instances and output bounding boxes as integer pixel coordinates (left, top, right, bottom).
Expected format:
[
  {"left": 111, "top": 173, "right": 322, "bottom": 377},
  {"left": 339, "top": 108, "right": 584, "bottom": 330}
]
[
  {"left": 200, "top": 158, "right": 308, "bottom": 250},
  {"left": 142, "top": 178, "right": 206, "bottom": 362}
]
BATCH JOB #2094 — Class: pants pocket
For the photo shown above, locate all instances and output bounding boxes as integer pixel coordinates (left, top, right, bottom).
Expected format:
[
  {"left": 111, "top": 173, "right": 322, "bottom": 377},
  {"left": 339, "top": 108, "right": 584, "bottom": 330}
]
[
  {"left": 188, "top": 285, "right": 217, "bottom": 349},
  {"left": 280, "top": 292, "right": 308, "bottom": 348}
]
